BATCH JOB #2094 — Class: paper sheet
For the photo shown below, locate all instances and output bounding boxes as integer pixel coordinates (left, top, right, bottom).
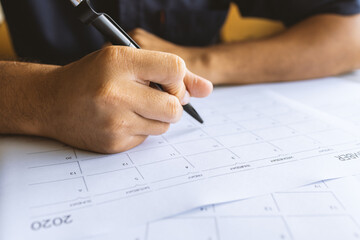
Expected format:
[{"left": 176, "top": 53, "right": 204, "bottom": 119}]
[
  {"left": 115, "top": 176, "right": 360, "bottom": 240},
  {"left": 1, "top": 77, "right": 360, "bottom": 239},
  {"left": 270, "top": 76, "right": 360, "bottom": 128}
]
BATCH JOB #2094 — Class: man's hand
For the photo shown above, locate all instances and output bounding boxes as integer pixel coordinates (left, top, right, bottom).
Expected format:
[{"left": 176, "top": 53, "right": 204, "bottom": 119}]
[{"left": 0, "top": 47, "right": 212, "bottom": 153}]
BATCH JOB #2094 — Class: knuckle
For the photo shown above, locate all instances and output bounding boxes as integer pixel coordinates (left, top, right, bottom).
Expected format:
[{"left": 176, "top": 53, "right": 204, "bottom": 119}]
[
  {"left": 100, "top": 46, "right": 132, "bottom": 63},
  {"left": 173, "top": 55, "right": 187, "bottom": 75},
  {"left": 94, "top": 82, "right": 132, "bottom": 108},
  {"left": 93, "top": 88, "right": 117, "bottom": 110},
  {"left": 99, "top": 46, "right": 123, "bottom": 70},
  {"left": 94, "top": 84, "right": 115, "bottom": 104},
  {"left": 101, "top": 46, "right": 118, "bottom": 58},
  {"left": 163, "top": 54, "right": 187, "bottom": 83},
  {"left": 166, "top": 96, "right": 183, "bottom": 123}
]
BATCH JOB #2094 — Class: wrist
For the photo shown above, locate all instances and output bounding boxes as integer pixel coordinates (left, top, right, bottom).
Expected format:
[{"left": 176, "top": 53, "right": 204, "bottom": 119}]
[
  {"left": 0, "top": 61, "right": 59, "bottom": 137},
  {"left": 25, "top": 64, "right": 60, "bottom": 137}
]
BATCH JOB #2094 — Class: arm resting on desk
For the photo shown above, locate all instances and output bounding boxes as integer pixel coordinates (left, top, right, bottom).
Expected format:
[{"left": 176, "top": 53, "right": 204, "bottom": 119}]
[
  {"left": 0, "top": 48, "right": 212, "bottom": 153},
  {"left": 130, "top": 14, "right": 360, "bottom": 84}
]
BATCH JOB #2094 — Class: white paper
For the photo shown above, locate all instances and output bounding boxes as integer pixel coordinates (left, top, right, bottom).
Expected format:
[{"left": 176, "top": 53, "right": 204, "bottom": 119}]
[
  {"left": 1, "top": 77, "right": 360, "bottom": 240},
  {"left": 116, "top": 176, "right": 360, "bottom": 240},
  {"left": 270, "top": 76, "right": 360, "bottom": 128}
]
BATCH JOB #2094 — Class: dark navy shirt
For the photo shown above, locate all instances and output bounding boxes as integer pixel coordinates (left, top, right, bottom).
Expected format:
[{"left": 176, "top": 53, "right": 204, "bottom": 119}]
[{"left": 2, "top": 0, "right": 360, "bottom": 65}]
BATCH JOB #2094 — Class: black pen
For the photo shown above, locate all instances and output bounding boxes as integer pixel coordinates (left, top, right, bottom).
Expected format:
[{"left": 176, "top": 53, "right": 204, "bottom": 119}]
[{"left": 69, "top": 0, "right": 204, "bottom": 124}]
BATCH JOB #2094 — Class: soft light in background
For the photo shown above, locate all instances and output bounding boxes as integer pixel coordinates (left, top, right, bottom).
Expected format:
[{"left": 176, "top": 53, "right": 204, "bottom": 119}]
[
  {"left": 0, "top": 3, "right": 3, "bottom": 23},
  {"left": 0, "top": 3, "right": 16, "bottom": 60}
]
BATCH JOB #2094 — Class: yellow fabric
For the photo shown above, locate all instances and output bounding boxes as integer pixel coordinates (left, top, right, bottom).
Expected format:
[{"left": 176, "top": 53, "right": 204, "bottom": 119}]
[
  {"left": 221, "top": 3, "right": 286, "bottom": 43},
  {"left": 0, "top": 4, "right": 286, "bottom": 60},
  {"left": 0, "top": 22, "right": 16, "bottom": 60}
]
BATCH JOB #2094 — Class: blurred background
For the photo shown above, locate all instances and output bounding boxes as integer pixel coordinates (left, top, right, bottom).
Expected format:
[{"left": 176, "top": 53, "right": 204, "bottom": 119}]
[
  {"left": 0, "top": 2, "right": 285, "bottom": 62},
  {"left": 0, "top": 3, "right": 3, "bottom": 22},
  {"left": 0, "top": 2, "right": 16, "bottom": 60}
]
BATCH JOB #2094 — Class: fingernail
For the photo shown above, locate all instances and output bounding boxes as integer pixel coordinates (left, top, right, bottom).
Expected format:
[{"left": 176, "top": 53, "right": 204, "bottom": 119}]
[{"left": 181, "top": 91, "right": 191, "bottom": 105}]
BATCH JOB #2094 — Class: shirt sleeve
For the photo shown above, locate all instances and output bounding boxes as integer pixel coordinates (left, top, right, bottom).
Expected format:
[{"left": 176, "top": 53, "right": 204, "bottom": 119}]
[{"left": 233, "top": 0, "right": 360, "bottom": 27}]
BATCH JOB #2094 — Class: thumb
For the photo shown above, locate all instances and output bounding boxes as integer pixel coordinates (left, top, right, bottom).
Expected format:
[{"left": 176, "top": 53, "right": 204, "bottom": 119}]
[
  {"left": 159, "top": 64, "right": 213, "bottom": 105},
  {"left": 184, "top": 70, "right": 213, "bottom": 98}
]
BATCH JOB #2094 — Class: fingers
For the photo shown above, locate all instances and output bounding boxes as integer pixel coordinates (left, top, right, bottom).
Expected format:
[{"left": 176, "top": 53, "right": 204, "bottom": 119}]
[
  {"left": 125, "top": 48, "right": 213, "bottom": 99},
  {"left": 130, "top": 112, "right": 171, "bottom": 136},
  {"left": 90, "top": 113, "right": 170, "bottom": 154},
  {"left": 129, "top": 83, "right": 183, "bottom": 123},
  {"left": 98, "top": 113, "right": 169, "bottom": 153},
  {"left": 116, "top": 48, "right": 188, "bottom": 101},
  {"left": 125, "top": 48, "right": 213, "bottom": 102},
  {"left": 101, "top": 46, "right": 212, "bottom": 123},
  {"left": 109, "top": 47, "right": 213, "bottom": 103},
  {"left": 101, "top": 135, "right": 148, "bottom": 154}
]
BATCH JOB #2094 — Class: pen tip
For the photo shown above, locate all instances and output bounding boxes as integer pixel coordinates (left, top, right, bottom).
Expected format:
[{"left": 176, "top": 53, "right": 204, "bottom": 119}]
[{"left": 183, "top": 104, "right": 204, "bottom": 124}]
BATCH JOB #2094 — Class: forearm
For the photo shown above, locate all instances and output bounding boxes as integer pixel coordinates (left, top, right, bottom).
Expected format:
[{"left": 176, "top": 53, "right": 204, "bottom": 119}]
[
  {"left": 182, "top": 14, "right": 360, "bottom": 85},
  {"left": 0, "top": 61, "right": 58, "bottom": 135},
  {"left": 0, "top": 48, "right": 212, "bottom": 153}
]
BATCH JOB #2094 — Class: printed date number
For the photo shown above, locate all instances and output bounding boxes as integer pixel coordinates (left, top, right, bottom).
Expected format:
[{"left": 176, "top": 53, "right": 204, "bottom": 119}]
[{"left": 31, "top": 215, "right": 73, "bottom": 231}]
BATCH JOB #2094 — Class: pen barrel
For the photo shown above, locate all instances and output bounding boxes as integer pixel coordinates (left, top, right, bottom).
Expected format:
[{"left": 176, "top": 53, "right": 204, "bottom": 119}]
[{"left": 92, "top": 15, "right": 134, "bottom": 47}]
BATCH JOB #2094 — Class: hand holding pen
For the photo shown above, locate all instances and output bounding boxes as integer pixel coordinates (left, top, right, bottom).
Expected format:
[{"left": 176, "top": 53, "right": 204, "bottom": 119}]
[
  {"left": 70, "top": 0, "right": 209, "bottom": 124},
  {"left": 17, "top": 0, "right": 214, "bottom": 153}
]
